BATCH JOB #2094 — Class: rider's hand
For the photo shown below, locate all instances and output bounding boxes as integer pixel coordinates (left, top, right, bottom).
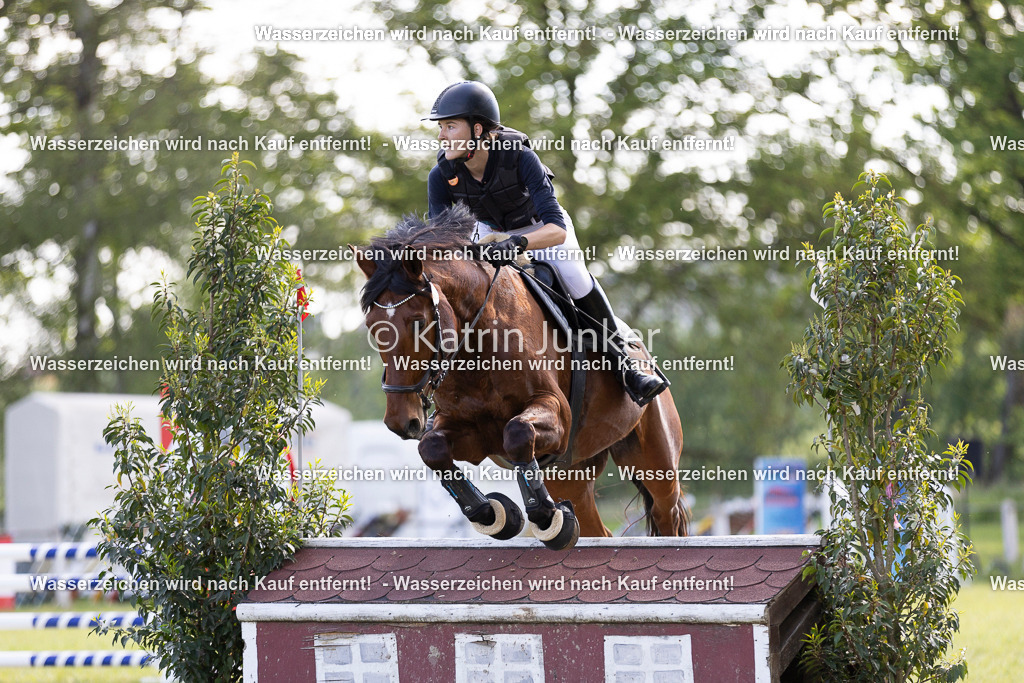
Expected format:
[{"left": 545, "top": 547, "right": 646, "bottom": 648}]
[{"left": 482, "top": 235, "right": 528, "bottom": 267}]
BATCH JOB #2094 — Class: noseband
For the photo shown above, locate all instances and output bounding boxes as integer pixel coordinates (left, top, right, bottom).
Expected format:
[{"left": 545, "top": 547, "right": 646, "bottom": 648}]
[
  {"left": 373, "top": 268, "right": 503, "bottom": 413},
  {"left": 374, "top": 281, "right": 444, "bottom": 412}
]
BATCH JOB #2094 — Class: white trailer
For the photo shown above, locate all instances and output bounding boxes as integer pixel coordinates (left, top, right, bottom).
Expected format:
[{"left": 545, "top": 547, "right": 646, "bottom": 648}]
[{"left": 3, "top": 392, "right": 350, "bottom": 541}]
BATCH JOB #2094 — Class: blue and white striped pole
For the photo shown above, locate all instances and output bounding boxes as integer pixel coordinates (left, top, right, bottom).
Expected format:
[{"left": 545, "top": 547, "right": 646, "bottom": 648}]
[
  {"left": 0, "top": 651, "right": 154, "bottom": 667},
  {"left": 0, "top": 612, "right": 144, "bottom": 630},
  {"left": 0, "top": 543, "right": 99, "bottom": 562}
]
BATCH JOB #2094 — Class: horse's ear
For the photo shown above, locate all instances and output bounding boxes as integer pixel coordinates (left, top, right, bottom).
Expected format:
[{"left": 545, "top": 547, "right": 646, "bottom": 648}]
[
  {"left": 349, "top": 245, "right": 376, "bottom": 279},
  {"left": 403, "top": 256, "right": 423, "bottom": 281}
]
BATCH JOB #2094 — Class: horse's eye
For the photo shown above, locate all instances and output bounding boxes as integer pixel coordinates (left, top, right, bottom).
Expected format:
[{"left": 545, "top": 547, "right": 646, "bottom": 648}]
[{"left": 410, "top": 318, "right": 424, "bottom": 334}]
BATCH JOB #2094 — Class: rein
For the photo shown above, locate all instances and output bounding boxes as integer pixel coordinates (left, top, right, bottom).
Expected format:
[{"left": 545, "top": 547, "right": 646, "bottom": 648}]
[{"left": 374, "top": 265, "right": 503, "bottom": 412}]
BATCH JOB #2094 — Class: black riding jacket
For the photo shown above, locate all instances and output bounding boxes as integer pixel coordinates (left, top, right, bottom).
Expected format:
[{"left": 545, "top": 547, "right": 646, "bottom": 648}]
[{"left": 427, "top": 127, "right": 564, "bottom": 231}]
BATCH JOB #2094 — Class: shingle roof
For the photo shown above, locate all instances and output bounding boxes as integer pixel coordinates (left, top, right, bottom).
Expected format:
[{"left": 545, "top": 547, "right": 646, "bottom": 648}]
[{"left": 243, "top": 537, "right": 818, "bottom": 607}]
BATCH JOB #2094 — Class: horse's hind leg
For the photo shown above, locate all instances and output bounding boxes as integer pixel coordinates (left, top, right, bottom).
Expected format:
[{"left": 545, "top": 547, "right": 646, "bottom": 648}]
[
  {"left": 545, "top": 451, "right": 612, "bottom": 537},
  {"left": 609, "top": 390, "right": 688, "bottom": 536},
  {"left": 638, "top": 469, "right": 687, "bottom": 536}
]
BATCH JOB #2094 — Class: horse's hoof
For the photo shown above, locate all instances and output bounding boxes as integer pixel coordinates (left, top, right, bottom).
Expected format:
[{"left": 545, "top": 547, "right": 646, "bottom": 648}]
[
  {"left": 532, "top": 502, "right": 580, "bottom": 550},
  {"left": 471, "top": 492, "right": 525, "bottom": 540}
]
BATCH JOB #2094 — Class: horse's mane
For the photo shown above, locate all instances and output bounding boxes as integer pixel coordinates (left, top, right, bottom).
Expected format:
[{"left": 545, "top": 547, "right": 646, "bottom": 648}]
[{"left": 359, "top": 204, "right": 481, "bottom": 312}]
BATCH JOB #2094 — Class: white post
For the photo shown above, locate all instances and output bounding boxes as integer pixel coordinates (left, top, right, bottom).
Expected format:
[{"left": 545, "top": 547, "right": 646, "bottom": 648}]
[
  {"left": 711, "top": 501, "right": 729, "bottom": 536},
  {"left": 1001, "top": 498, "right": 1019, "bottom": 566},
  {"left": 54, "top": 556, "right": 70, "bottom": 608}
]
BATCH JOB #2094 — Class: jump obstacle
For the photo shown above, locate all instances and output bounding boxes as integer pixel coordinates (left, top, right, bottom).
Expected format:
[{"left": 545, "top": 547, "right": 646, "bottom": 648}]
[
  {"left": 0, "top": 612, "right": 143, "bottom": 629},
  {"left": 238, "top": 535, "right": 822, "bottom": 683}
]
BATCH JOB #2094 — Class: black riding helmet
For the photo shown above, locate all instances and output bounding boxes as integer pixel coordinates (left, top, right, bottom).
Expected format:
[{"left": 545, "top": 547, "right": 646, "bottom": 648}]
[
  {"left": 425, "top": 81, "right": 500, "bottom": 162},
  {"left": 423, "top": 81, "right": 500, "bottom": 124}
]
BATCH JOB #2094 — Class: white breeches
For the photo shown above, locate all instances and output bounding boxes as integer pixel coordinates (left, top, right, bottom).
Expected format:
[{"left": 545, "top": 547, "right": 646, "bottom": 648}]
[{"left": 471, "top": 212, "right": 595, "bottom": 299}]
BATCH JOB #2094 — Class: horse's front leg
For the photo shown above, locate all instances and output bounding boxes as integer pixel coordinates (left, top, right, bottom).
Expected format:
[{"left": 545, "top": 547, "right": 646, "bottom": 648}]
[
  {"left": 504, "top": 395, "right": 580, "bottom": 550},
  {"left": 419, "top": 420, "right": 525, "bottom": 540}
]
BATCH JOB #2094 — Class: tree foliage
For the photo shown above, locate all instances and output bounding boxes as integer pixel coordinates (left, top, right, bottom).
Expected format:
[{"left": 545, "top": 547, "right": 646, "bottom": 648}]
[
  {"left": 0, "top": 0, "right": 379, "bottom": 391},
  {"left": 826, "top": 0, "right": 1024, "bottom": 479},
  {"left": 785, "top": 173, "right": 973, "bottom": 681},
  {"left": 3, "top": 0, "right": 1023, "bottom": 494},
  {"left": 92, "top": 156, "right": 349, "bottom": 682}
]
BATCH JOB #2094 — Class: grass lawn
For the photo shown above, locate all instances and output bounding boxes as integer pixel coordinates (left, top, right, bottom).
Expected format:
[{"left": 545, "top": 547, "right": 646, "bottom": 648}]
[{"left": 954, "top": 580, "right": 1024, "bottom": 681}]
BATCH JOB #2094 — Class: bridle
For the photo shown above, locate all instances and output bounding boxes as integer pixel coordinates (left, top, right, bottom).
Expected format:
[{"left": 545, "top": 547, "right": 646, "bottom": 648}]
[{"left": 373, "top": 267, "right": 502, "bottom": 413}]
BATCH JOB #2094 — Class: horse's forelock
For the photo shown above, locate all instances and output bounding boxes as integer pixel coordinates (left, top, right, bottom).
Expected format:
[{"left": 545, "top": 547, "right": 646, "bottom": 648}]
[{"left": 359, "top": 205, "right": 480, "bottom": 312}]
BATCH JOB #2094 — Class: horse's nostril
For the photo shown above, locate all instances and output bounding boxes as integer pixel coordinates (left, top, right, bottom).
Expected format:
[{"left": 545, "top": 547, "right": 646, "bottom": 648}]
[{"left": 408, "top": 419, "right": 422, "bottom": 436}]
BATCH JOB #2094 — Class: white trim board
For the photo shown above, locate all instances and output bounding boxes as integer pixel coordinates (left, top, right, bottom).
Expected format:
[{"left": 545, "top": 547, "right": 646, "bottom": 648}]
[
  {"left": 237, "top": 602, "right": 768, "bottom": 626},
  {"left": 752, "top": 624, "right": 772, "bottom": 683},
  {"left": 241, "top": 621, "right": 258, "bottom": 683},
  {"left": 302, "top": 535, "right": 821, "bottom": 549}
]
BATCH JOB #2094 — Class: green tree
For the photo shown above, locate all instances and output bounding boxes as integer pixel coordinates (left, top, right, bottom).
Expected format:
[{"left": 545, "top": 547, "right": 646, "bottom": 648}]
[
  {"left": 828, "top": 0, "right": 1024, "bottom": 479},
  {"left": 905, "top": 0, "right": 1024, "bottom": 481},
  {"left": 0, "top": 3, "right": 411, "bottom": 509},
  {"left": 93, "top": 156, "right": 349, "bottom": 682},
  {"left": 785, "top": 173, "right": 972, "bottom": 681},
  {"left": 0, "top": 1, "right": 382, "bottom": 393}
]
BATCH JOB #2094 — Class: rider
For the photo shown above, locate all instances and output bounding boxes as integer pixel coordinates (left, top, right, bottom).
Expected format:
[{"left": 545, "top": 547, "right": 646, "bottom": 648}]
[{"left": 424, "top": 81, "right": 668, "bottom": 405}]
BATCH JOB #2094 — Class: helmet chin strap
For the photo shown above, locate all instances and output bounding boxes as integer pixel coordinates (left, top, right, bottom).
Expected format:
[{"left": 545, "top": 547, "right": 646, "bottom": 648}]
[{"left": 459, "top": 117, "right": 481, "bottom": 163}]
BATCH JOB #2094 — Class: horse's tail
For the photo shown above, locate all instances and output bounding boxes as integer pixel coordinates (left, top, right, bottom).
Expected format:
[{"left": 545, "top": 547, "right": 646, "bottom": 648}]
[{"left": 629, "top": 477, "right": 690, "bottom": 536}]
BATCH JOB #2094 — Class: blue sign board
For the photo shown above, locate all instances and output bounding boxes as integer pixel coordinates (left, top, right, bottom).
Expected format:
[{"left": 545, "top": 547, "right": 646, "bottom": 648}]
[{"left": 754, "top": 457, "right": 807, "bottom": 534}]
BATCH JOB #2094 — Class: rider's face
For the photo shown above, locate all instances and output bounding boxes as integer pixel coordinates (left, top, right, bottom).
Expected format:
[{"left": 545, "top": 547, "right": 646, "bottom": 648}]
[{"left": 437, "top": 118, "right": 474, "bottom": 160}]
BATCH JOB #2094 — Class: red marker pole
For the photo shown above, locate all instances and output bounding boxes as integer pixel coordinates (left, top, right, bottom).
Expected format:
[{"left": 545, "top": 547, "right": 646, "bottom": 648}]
[
  {"left": 159, "top": 384, "right": 174, "bottom": 451},
  {"left": 295, "top": 269, "right": 310, "bottom": 490},
  {"left": 296, "top": 302, "right": 303, "bottom": 487}
]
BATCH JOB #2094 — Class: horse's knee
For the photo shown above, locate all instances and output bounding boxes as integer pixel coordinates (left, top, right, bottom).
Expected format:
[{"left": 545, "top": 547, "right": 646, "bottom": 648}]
[
  {"left": 503, "top": 418, "right": 536, "bottom": 461},
  {"left": 418, "top": 431, "right": 451, "bottom": 471}
]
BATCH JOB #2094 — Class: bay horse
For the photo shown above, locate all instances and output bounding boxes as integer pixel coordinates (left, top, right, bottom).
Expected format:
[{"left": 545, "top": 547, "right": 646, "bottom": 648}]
[{"left": 353, "top": 206, "right": 686, "bottom": 548}]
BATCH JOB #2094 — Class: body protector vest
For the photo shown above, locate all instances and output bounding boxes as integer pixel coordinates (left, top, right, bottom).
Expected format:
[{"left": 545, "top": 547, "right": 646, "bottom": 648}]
[{"left": 435, "top": 127, "right": 555, "bottom": 232}]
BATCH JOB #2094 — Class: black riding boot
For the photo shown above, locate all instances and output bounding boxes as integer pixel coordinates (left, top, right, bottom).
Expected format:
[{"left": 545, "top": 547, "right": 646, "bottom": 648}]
[{"left": 573, "top": 280, "right": 669, "bottom": 405}]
